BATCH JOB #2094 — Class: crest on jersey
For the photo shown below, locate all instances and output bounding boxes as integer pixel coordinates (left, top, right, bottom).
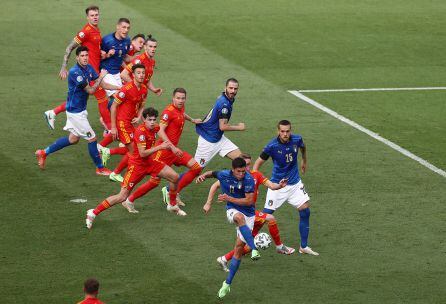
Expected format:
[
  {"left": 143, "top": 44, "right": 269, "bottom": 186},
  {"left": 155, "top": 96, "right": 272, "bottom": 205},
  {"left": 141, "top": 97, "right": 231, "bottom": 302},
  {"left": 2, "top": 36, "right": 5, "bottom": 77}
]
[
  {"left": 119, "top": 92, "right": 125, "bottom": 98},
  {"left": 221, "top": 107, "right": 228, "bottom": 114},
  {"left": 139, "top": 135, "right": 145, "bottom": 141},
  {"left": 162, "top": 113, "right": 169, "bottom": 121},
  {"left": 129, "top": 183, "right": 134, "bottom": 187},
  {"left": 268, "top": 200, "right": 273, "bottom": 206},
  {"left": 76, "top": 75, "right": 83, "bottom": 82},
  {"left": 293, "top": 145, "right": 297, "bottom": 152},
  {"left": 79, "top": 31, "right": 85, "bottom": 38},
  {"left": 119, "top": 50, "right": 122, "bottom": 56},
  {"left": 199, "top": 158, "right": 206, "bottom": 166},
  {"left": 237, "top": 181, "right": 242, "bottom": 189},
  {"left": 135, "top": 59, "right": 141, "bottom": 64}
]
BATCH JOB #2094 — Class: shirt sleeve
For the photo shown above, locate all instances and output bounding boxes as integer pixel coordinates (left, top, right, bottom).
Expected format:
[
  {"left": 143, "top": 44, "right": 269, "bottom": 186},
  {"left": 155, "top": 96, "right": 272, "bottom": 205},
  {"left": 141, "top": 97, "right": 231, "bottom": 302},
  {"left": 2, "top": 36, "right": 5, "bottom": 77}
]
[
  {"left": 160, "top": 110, "right": 171, "bottom": 126},
  {"left": 74, "top": 28, "right": 88, "bottom": 45},
  {"left": 71, "top": 71, "right": 88, "bottom": 89},
  {"left": 298, "top": 137, "right": 305, "bottom": 148},
  {"left": 90, "top": 66, "right": 99, "bottom": 81},
  {"left": 114, "top": 89, "right": 127, "bottom": 104},
  {"left": 134, "top": 128, "right": 146, "bottom": 147},
  {"left": 211, "top": 171, "right": 220, "bottom": 179},
  {"left": 217, "top": 103, "right": 230, "bottom": 119},
  {"left": 260, "top": 143, "right": 272, "bottom": 160}
]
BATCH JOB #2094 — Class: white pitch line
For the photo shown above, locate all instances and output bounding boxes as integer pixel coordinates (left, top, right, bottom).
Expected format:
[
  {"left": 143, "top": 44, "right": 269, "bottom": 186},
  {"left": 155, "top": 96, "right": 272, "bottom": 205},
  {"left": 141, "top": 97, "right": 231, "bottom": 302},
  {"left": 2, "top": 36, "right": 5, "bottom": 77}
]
[
  {"left": 288, "top": 90, "right": 446, "bottom": 178},
  {"left": 298, "top": 87, "right": 446, "bottom": 93}
]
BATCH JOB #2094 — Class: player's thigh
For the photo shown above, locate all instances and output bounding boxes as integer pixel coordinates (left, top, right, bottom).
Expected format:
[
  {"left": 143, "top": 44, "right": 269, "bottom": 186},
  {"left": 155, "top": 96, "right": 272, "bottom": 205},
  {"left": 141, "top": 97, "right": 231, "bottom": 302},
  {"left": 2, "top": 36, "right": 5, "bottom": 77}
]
[
  {"left": 64, "top": 111, "right": 96, "bottom": 141},
  {"left": 235, "top": 214, "right": 255, "bottom": 244},
  {"left": 264, "top": 187, "right": 288, "bottom": 211},
  {"left": 287, "top": 181, "right": 311, "bottom": 209},
  {"left": 153, "top": 149, "right": 175, "bottom": 166},
  {"left": 219, "top": 136, "right": 240, "bottom": 158},
  {"left": 194, "top": 136, "right": 220, "bottom": 167},
  {"left": 155, "top": 162, "right": 178, "bottom": 183},
  {"left": 117, "top": 120, "right": 134, "bottom": 145},
  {"left": 122, "top": 164, "right": 146, "bottom": 191},
  {"left": 173, "top": 150, "right": 193, "bottom": 167}
]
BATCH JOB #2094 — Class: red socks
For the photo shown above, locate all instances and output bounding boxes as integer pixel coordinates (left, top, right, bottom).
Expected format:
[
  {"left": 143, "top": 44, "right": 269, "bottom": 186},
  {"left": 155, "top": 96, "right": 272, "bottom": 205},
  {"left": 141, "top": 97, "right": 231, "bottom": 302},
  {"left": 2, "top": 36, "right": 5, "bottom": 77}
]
[
  {"left": 169, "top": 188, "right": 177, "bottom": 206},
  {"left": 128, "top": 179, "right": 160, "bottom": 203},
  {"left": 99, "top": 133, "right": 114, "bottom": 147},
  {"left": 268, "top": 220, "right": 282, "bottom": 246},
  {"left": 177, "top": 164, "right": 202, "bottom": 193},
  {"left": 113, "top": 154, "right": 129, "bottom": 174},
  {"left": 110, "top": 147, "right": 128, "bottom": 155},
  {"left": 93, "top": 200, "right": 111, "bottom": 215},
  {"left": 224, "top": 245, "right": 251, "bottom": 261},
  {"left": 53, "top": 102, "right": 66, "bottom": 115}
]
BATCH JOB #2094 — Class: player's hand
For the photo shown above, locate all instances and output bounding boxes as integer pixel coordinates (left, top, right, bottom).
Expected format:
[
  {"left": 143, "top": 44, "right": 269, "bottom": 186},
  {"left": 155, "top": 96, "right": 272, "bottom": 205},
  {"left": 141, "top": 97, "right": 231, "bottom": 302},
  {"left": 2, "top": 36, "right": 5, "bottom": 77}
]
[
  {"left": 152, "top": 87, "right": 163, "bottom": 96},
  {"left": 131, "top": 117, "right": 141, "bottom": 125},
  {"left": 237, "top": 122, "right": 246, "bottom": 131},
  {"left": 191, "top": 118, "right": 202, "bottom": 124},
  {"left": 100, "top": 69, "right": 108, "bottom": 78},
  {"left": 158, "top": 141, "right": 170, "bottom": 150},
  {"left": 278, "top": 178, "right": 288, "bottom": 188},
  {"left": 203, "top": 202, "right": 212, "bottom": 214},
  {"left": 110, "top": 127, "right": 118, "bottom": 140},
  {"left": 171, "top": 146, "right": 183, "bottom": 157},
  {"left": 100, "top": 50, "right": 107, "bottom": 59},
  {"left": 301, "top": 161, "right": 307, "bottom": 174},
  {"left": 107, "top": 49, "right": 116, "bottom": 57},
  {"left": 195, "top": 174, "right": 207, "bottom": 183},
  {"left": 59, "top": 67, "right": 68, "bottom": 80},
  {"left": 218, "top": 193, "right": 230, "bottom": 202}
]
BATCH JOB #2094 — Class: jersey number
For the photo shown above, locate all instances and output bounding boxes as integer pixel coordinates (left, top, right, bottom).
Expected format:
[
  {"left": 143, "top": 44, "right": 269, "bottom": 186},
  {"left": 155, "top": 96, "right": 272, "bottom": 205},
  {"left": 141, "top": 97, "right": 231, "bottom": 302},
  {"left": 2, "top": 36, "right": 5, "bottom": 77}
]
[{"left": 285, "top": 153, "right": 293, "bottom": 163}]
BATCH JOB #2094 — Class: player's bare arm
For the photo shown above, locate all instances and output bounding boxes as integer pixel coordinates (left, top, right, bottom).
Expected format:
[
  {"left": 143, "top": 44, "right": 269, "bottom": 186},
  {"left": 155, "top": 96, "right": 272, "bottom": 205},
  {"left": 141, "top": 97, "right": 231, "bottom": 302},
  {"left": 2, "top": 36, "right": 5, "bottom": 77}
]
[
  {"left": 264, "top": 178, "right": 288, "bottom": 190},
  {"left": 184, "top": 113, "right": 202, "bottom": 124},
  {"left": 218, "top": 192, "right": 254, "bottom": 206},
  {"left": 110, "top": 101, "right": 119, "bottom": 140},
  {"left": 157, "top": 123, "right": 182, "bottom": 156},
  {"left": 203, "top": 180, "right": 221, "bottom": 214},
  {"left": 253, "top": 157, "right": 266, "bottom": 171},
  {"left": 59, "top": 40, "right": 80, "bottom": 79},
  {"left": 120, "top": 69, "right": 132, "bottom": 83},
  {"left": 219, "top": 118, "right": 245, "bottom": 132},
  {"left": 132, "top": 102, "right": 146, "bottom": 124},
  {"left": 137, "top": 141, "right": 169, "bottom": 158},
  {"left": 195, "top": 170, "right": 214, "bottom": 183},
  {"left": 148, "top": 80, "right": 163, "bottom": 96},
  {"left": 84, "top": 69, "right": 108, "bottom": 94},
  {"left": 300, "top": 145, "right": 307, "bottom": 174}
]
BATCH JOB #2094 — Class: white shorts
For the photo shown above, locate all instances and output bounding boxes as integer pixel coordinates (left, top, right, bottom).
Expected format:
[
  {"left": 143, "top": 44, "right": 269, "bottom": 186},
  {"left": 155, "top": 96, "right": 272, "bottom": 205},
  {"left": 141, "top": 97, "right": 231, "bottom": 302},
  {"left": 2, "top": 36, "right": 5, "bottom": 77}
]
[
  {"left": 264, "top": 180, "right": 310, "bottom": 211},
  {"left": 226, "top": 208, "right": 255, "bottom": 244},
  {"left": 103, "top": 73, "right": 122, "bottom": 97},
  {"left": 63, "top": 110, "right": 96, "bottom": 140},
  {"left": 194, "top": 135, "right": 238, "bottom": 167}
]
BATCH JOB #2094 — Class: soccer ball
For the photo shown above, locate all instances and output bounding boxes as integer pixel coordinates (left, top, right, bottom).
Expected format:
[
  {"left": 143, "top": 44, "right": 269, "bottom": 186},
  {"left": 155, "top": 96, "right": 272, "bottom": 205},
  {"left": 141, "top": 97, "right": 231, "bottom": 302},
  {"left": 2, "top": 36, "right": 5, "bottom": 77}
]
[{"left": 254, "top": 232, "right": 272, "bottom": 250}]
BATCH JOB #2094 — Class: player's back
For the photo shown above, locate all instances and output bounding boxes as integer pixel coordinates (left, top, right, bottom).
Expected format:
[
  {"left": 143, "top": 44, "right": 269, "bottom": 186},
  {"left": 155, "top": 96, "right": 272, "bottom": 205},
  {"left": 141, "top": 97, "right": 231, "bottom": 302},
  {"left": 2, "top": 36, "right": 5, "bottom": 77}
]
[
  {"left": 77, "top": 297, "right": 104, "bottom": 304},
  {"left": 100, "top": 33, "right": 131, "bottom": 74},
  {"left": 196, "top": 94, "right": 233, "bottom": 143}
]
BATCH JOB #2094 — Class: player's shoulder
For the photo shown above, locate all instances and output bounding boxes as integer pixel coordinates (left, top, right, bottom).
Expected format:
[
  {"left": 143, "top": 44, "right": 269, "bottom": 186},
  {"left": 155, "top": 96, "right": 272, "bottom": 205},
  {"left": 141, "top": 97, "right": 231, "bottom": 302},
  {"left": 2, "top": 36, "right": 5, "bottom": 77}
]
[
  {"left": 140, "top": 83, "right": 148, "bottom": 92},
  {"left": 265, "top": 136, "right": 279, "bottom": 148},
  {"left": 124, "top": 36, "right": 131, "bottom": 44},
  {"left": 290, "top": 134, "right": 303, "bottom": 142},
  {"left": 165, "top": 104, "right": 175, "bottom": 112},
  {"left": 123, "top": 82, "right": 134, "bottom": 91},
  {"left": 244, "top": 171, "right": 254, "bottom": 181},
  {"left": 102, "top": 32, "right": 114, "bottom": 42}
]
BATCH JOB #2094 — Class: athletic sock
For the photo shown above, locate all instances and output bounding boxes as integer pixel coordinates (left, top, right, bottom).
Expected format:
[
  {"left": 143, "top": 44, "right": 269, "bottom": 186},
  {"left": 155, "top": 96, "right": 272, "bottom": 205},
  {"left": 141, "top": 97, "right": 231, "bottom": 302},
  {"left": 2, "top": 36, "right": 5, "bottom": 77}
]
[
  {"left": 99, "top": 133, "right": 113, "bottom": 147},
  {"left": 44, "top": 137, "right": 71, "bottom": 155},
  {"left": 168, "top": 188, "right": 177, "bottom": 206},
  {"left": 299, "top": 208, "right": 310, "bottom": 248},
  {"left": 165, "top": 172, "right": 185, "bottom": 192},
  {"left": 114, "top": 154, "right": 128, "bottom": 174},
  {"left": 224, "top": 251, "right": 234, "bottom": 262},
  {"left": 53, "top": 102, "right": 66, "bottom": 115},
  {"left": 225, "top": 258, "right": 241, "bottom": 284},
  {"left": 110, "top": 147, "right": 128, "bottom": 155},
  {"left": 268, "top": 220, "right": 282, "bottom": 246},
  {"left": 93, "top": 200, "right": 110, "bottom": 215},
  {"left": 252, "top": 218, "right": 266, "bottom": 237},
  {"left": 88, "top": 141, "right": 103, "bottom": 169},
  {"left": 128, "top": 179, "right": 160, "bottom": 203},
  {"left": 239, "top": 225, "right": 257, "bottom": 250},
  {"left": 176, "top": 164, "right": 202, "bottom": 192}
]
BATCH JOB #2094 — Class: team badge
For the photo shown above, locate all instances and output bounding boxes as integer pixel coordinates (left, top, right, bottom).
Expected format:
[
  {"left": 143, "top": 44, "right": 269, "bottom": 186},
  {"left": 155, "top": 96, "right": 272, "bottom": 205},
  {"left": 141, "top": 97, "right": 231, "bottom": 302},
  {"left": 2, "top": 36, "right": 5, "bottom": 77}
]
[
  {"left": 129, "top": 183, "right": 134, "bottom": 187},
  {"left": 119, "top": 50, "right": 122, "bottom": 56},
  {"left": 221, "top": 108, "right": 228, "bottom": 114},
  {"left": 139, "top": 135, "right": 145, "bottom": 141},
  {"left": 135, "top": 59, "right": 141, "bottom": 64},
  {"left": 293, "top": 145, "right": 298, "bottom": 152},
  {"left": 268, "top": 200, "right": 273, "bottom": 206},
  {"left": 162, "top": 114, "right": 169, "bottom": 120},
  {"left": 76, "top": 76, "right": 83, "bottom": 82},
  {"left": 237, "top": 181, "right": 242, "bottom": 189},
  {"left": 200, "top": 158, "right": 206, "bottom": 166},
  {"left": 119, "top": 92, "right": 125, "bottom": 98},
  {"left": 79, "top": 31, "right": 85, "bottom": 38}
]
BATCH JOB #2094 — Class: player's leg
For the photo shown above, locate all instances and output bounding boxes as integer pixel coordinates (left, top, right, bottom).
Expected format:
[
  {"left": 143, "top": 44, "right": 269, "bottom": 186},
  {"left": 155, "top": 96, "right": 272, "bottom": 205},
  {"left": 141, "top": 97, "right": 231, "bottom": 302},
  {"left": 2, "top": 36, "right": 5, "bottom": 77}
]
[
  {"left": 121, "top": 165, "right": 156, "bottom": 213},
  {"left": 86, "top": 187, "right": 130, "bottom": 229},
  {"left": 219, "top": 136, "right": 241, "bottom": 160},
  {"left": 262, "top": 213, "right": 295, "bottom": 254},
  {"left": 110, "top": 123, "right": 134, "bottom": 182},
  {"left": 158, "top": 165, "right": 187, "bottom": 216},
  {"left": 35, "top": 130, "right": 79, "bottom": 170},
  {"left": 44, "top": 101, "right": 67, "bottom": 130},
  {"left": 228, "top": 210, "right": 259, "bottom": 260},
  {"left": 175, "top": 156, "right": 202, "bottom": 193},
  {"left": 218, "top": 237, "right": 244, "bottom": 299},
  {"left": 127, "top": 177, "right": 161, "bottom": 205}
]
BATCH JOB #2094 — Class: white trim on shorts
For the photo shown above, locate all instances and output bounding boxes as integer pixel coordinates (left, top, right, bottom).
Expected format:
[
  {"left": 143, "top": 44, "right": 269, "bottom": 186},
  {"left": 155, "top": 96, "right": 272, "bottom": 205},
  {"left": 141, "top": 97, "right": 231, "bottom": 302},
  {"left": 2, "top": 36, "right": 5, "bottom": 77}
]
[
  {"left": 264, "top": 180, "right": 310, "bottom": 211},
  {"left": 63, "top": 110, "right": 96, "bottom": 140},
  {"left": 103, "top": 73, "right": 122, "bottom": 97},
  {"left": 194, "top": 135, "right": 238, "bottom": 167},
  {"left": 226, "top": 208, "right": 255, "bottom": 244}
]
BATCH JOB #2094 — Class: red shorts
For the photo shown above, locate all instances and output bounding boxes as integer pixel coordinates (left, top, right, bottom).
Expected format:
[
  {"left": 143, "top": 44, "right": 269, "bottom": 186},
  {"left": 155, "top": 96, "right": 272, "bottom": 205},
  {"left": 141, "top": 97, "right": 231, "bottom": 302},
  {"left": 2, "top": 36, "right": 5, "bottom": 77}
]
[
  {"left": 152, "top": 148, "right": 193, "bottom": 167},
  {"left": 255, "top": 210, "right": 268, "bottom": 224},
  {"left": 117, "top": 120, "right": 134, "bottom": 145},
  {"left": 122, "top": 160, "right": 166, "bottom": 191}
]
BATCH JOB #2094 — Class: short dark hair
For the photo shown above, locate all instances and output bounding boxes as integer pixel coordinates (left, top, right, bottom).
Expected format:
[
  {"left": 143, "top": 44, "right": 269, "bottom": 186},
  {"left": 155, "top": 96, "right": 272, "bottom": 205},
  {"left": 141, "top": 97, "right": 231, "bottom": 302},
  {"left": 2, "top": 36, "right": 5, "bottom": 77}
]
[
  {"left": 142, "top": 107, "right": 158, "bottom": 119},
  {"left": 145, "top": 34, "right": 157, "bottom": 43},
  {"left": 76, "top": 46, "right": 89, "bottom": 56},
  {"left": 84, "top": 278, "right": 99, "bottom": 295},
  {"left": 117, "top": 17, "right": 130, "bottom": 24},
  {"left": 85, "top": 6, "right": 99, "bottom": 15},
  {"left": 277, "top": 120, "right": 291, "bottom": 129},
  {"left": 232, "top": 157, "right": 246, "bottom": 169},
  {"left": 132, "top": 33, "right": 145, "bottom": 41},
  {"left": 173, "top": 88, "right": 186, "bottom": 96},
  {"left": 226, "top": 78, "right": 239, "bottom": 86},
  {"left": 240, "top": 153, "right": 251, "bottom": 160},
  {"left": 132, "top": 63, "right": 145, "bottom": 73}
]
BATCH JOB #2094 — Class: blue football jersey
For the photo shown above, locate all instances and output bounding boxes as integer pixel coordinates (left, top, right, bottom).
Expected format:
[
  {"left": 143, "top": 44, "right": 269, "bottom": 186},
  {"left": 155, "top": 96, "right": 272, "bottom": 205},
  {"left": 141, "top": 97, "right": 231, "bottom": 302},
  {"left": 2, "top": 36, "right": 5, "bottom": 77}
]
[
  {"left": 196, "top": 93, "right": 234, "bottom": 143},
  {"left": 214, "top": 170, "right": 255, "bottom": 216},
  {"left": 262, "top": 134, "right": 305, "bottom": 185},
  {"left": 100, "top": 33, "right": 131, "bottom": 74},
  {"left": 66, "top": 63, "right": 99, "bottom": 113}
]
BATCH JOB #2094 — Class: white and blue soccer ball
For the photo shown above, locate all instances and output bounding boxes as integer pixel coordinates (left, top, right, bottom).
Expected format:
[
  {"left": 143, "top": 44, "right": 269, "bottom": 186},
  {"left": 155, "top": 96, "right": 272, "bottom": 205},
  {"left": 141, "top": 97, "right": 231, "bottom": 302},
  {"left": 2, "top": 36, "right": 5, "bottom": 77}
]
[{"left": 254, "top": 232, "right": 272, "bottom": 250}]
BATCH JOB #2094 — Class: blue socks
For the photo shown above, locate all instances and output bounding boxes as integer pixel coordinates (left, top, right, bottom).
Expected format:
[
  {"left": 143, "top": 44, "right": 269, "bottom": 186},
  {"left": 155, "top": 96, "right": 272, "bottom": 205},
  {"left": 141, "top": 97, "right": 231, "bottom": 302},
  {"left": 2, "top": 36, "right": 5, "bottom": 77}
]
[
  {"left": 299, "top": 208, "right": 310, "bottom": 248},
  {"left": 239, "top": 225, "right": 257, "bottom": 250},
  {"left": 45, "top": 137, "right": 71, "bottom": 155},
  {"left": 88, "top": 141, "right": 103, "bottom": 168},
  {"left": 225, "top": 258, "right": 241, "bottom": 284}
]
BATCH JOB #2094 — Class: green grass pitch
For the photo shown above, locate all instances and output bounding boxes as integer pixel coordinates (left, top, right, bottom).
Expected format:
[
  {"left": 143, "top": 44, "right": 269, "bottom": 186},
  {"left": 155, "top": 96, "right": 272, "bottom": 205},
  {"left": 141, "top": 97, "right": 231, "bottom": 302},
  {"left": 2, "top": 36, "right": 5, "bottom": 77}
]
[{"left": 1, "top": 0, "right": 445, "bottom": 303}]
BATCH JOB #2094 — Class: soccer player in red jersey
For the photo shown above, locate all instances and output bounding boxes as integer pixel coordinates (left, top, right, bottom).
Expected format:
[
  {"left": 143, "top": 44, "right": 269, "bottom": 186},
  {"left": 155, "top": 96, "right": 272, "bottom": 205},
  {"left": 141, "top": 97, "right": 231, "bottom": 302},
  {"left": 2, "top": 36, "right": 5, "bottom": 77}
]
[
  {"left": 199, "top": 153, "right": 294, "bottom": 271},
  {"left": 44, "top": 5, "right": 109, "bottom": 130},
  {"left": 124, "top": 34, "right": 145, "bottom": 65},
  {"left": 86, "top": 107, "right": 183, "bottom": 229},
  {"left": 77, "top": 278, "right": 104, "bottom": 304},
  {"left": 128, "top": 88, "right": 202, "bottom": 212}
]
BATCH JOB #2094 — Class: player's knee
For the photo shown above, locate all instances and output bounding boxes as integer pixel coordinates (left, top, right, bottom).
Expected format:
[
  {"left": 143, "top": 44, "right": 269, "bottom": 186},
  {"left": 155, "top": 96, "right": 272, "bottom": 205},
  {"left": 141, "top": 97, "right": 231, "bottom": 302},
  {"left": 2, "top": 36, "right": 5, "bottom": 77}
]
[
  {"left": 233, "top": 213, "right": 245, "bottom": 225},
  {"left": 265, "top": 214, "right": 276, "bottom": 222},
  {"left": 69, "top": 136, "right": 80, "bottom": 144},
  {"left": 299, "top": 208, "right": 310, "bottom": 219},
  {"left": 171, "top": 172, "right": 179, "bottom": 183}
]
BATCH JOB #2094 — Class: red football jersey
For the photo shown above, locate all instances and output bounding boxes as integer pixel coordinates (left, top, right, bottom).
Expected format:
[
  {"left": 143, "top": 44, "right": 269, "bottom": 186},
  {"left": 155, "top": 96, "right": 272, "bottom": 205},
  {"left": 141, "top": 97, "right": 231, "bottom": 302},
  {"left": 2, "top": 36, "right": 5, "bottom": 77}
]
[
  {"left": 250, "top": 170, "right": 268, "bottom": 203},
  {"left": 77, "top": 296, "right": 104, "bottom": 304},
  {"left": 74, "top": 23, "right": 102, "bottom": 72},
  {"left": 125, "top": 52, "right": 155, "bottom": 85},
  {"left": 130, "top": 124, "right": 160, "bottom": 165},
  {"left": 158, "top": 104, "right": 185, "bottom": 147},
  {"left": 114, "top": 82, "right": 148, "bottom": 122}
]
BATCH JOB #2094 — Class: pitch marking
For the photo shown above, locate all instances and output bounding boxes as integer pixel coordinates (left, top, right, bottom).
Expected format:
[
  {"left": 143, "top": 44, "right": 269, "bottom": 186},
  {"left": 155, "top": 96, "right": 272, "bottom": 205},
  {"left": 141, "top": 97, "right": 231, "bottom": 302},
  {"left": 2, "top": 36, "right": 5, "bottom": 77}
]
[{"left": 298, "top": 87, "right": 446, "bottom": 93}]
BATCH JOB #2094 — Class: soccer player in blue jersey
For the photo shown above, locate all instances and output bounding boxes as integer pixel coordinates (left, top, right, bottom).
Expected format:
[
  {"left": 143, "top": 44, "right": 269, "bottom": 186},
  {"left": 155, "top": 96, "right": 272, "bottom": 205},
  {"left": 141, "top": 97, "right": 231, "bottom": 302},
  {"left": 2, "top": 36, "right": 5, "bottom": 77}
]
[
  {"left": 253, "top": 120, "right": 319, "bottom": 256},
  {"left": 35, "top": 46, "right": 121, "bottom": 175},
  {"left": 101, "top": 18, "right": 132, "bottom": 103},
  {"left": 196, "top": 157, "right": 260, "bottom": 299}
]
